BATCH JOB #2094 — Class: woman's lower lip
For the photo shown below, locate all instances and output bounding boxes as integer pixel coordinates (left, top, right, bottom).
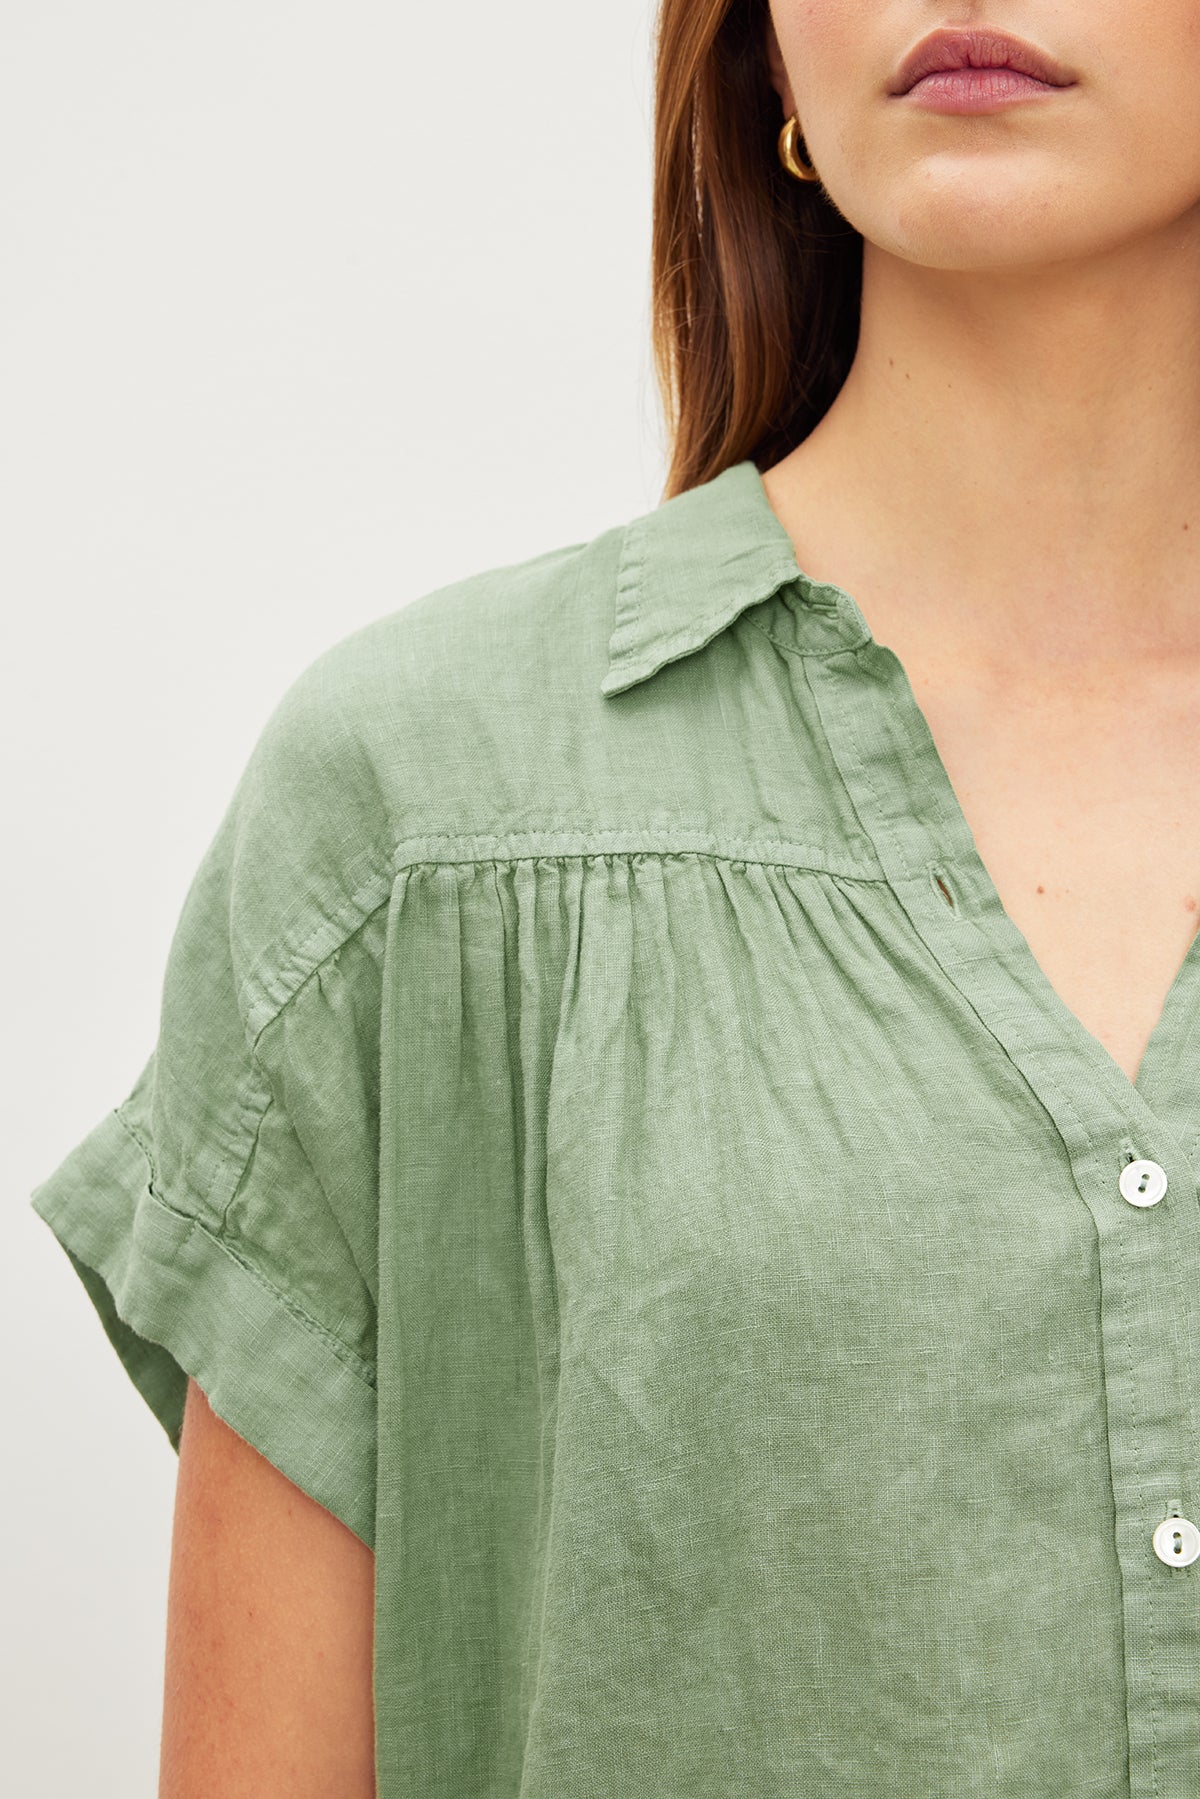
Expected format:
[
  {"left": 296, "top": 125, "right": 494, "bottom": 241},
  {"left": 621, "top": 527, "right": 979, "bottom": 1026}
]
[{"left": 900, "top": 67, "right": 1067, "bottom": 112}]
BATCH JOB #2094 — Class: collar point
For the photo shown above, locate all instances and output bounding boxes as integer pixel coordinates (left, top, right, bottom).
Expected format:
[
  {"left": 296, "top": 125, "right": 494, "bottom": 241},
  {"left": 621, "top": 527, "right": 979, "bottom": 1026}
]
[{"left": 599, "top": 661, "right": 648, "bottom": 698}]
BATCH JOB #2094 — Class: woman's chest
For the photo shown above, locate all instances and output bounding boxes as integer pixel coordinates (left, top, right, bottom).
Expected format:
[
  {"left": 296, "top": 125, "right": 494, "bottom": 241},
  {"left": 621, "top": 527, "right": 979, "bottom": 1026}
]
[{"left": 539, "top": 850, "right": 1081, "bottom": 1322}]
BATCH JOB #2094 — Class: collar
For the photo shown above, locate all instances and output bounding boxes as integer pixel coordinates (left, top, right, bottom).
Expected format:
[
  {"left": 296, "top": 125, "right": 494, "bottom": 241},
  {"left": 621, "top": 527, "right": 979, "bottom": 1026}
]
[{"left": 599, "top": 458, "right": 809, "bottom": 698}]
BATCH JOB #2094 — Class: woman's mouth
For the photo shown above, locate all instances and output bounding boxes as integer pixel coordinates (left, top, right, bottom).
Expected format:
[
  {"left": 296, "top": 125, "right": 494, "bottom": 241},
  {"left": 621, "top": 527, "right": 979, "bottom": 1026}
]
[
  {"left": 888, "top": 27, "right": 1078, "bottom": 114},
  {"left": 901, "top": 66, "right": 1069, "bottom": 113}
]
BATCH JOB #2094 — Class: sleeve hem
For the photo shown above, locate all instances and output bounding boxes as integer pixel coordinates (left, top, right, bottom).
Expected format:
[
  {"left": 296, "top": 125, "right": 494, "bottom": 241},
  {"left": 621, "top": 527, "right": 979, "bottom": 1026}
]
[{"left": 30, "top": 1105, "right": 377, "bottom": 1550}]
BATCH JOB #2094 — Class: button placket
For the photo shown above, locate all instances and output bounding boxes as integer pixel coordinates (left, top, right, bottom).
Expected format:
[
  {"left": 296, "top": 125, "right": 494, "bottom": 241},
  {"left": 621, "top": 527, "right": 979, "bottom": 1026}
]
[
  {"left": 1116, "top": 1157, "right": 1197, "bottom": 1575},
  {"left": 806, "top": 621, "right": 1200, "bottom": 1793}
]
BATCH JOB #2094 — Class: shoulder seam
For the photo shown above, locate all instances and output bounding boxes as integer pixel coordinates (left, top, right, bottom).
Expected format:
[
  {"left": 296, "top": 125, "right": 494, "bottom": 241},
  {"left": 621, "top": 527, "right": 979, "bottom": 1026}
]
[{"left": 243, "top": 871, "right": 394, "bottom": 1046}]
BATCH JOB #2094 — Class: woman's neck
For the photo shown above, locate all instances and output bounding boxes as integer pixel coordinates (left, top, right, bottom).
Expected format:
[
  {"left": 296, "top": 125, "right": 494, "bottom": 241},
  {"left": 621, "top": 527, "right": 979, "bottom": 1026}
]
[{"left": 767, "top": 221, "right": 1200, "bottom": 668}]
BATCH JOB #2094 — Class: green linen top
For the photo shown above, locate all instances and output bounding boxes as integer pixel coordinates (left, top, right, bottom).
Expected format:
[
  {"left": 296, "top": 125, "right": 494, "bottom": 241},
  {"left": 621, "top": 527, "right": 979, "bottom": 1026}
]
[{"left": 29, "top": 456, "right": 1200, "bottom": 1797}]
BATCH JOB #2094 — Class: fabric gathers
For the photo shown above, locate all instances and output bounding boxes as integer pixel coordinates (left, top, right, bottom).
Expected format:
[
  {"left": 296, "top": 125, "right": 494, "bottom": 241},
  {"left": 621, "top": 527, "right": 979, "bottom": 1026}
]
[{"left": 30, "top": 457, "right": 1200, "bottom": 1796}]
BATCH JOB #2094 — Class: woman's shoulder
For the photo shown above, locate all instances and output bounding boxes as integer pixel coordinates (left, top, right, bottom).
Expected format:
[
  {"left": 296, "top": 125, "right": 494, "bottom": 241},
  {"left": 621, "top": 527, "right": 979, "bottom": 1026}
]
[
  {"left": 263, "top": 512, "right": 651, "bottom": 853},
  {"left": 325, "top": 520, "right": 621, "bottom": 725},
  {"left": 191, "top": 467, "right": 838, "bottom": 1021},
  {"left": 231, "top": 513, "right": 634, "bottom": 908},
  {"left": 253, "top": 459, "right": 821, "bottom": 894},
  {"left": 293, "top": 455, "right": 793, "bottom": 791}
]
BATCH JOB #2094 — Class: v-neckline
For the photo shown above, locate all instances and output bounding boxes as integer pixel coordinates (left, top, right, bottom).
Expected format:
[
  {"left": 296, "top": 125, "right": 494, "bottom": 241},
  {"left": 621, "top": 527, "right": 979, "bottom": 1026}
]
[
  {"left": 751, "top": 480, "right": 1200, "bottom": 1161},
  {"left": 869, "top": 625, "right": 1200, "bottom": 1115}
]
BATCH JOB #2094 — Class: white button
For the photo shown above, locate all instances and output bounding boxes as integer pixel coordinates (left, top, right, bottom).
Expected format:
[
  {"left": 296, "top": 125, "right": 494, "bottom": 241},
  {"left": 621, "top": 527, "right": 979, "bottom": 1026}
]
[
  {"left": 1153, "top": 1515, "right": 1200, "bottom": 1567},
  {"left": 1118, "top": 1158, "right": 1168, "bottom": 1207}
]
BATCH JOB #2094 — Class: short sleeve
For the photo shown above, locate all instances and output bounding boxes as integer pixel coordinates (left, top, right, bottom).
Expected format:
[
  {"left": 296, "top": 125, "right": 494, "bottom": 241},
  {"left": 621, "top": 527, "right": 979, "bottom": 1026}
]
[{"left": 29, "top": 640, "right": 395, "bottom": 1550}]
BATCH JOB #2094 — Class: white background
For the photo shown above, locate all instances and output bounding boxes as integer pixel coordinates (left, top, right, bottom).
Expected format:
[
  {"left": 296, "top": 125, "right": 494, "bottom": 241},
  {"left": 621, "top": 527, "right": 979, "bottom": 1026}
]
[{"left": 5, "top": 3, "right": 661, "bottom": 1789}]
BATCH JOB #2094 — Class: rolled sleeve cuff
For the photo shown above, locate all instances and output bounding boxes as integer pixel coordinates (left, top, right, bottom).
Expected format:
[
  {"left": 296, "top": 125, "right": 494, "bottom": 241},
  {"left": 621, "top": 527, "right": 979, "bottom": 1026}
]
[{"left": 30, "top": 1105, "right": 377, "bottom": 1550}]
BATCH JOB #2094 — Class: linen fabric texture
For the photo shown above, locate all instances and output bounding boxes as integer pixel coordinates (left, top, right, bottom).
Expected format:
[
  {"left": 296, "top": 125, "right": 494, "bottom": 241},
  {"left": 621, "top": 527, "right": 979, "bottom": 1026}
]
[{"left": 30, "top": 459, "right": 1200, "bottom": 1797}]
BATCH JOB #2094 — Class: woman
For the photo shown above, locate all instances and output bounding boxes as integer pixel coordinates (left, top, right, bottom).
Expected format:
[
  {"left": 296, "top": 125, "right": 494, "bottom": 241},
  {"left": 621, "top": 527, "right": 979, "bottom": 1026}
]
[{"left": 30, "top": 2, "right": 1200, "bottom": 1794}]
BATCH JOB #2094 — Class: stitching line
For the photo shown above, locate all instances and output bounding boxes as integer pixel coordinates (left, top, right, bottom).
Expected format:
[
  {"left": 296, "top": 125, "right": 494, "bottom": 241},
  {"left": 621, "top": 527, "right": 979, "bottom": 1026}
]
[{"left": 114, "top": 1104, "right": 377, "bottom": 1388}]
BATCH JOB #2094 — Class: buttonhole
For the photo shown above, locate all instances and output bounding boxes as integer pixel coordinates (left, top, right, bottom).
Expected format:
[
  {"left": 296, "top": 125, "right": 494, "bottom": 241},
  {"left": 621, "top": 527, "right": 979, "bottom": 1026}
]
[{"left": 929, "top": 862, "right": 956, "bottom": 911}]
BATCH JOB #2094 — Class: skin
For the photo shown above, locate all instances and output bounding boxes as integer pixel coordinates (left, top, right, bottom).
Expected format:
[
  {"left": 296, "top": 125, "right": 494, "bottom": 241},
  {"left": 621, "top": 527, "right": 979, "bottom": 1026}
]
[
  {"left": 761, "top": 0, "right": 1200, "bottom": 1087},
  {"left": 158, "top": 1377, "right": 376, "bottom": 1797},
  {"left": 155, "top": 11, "right": 1200, "bottom": 1784},
  {"left": 763, "top": 0, "right": 1200, "bottom": 649}
]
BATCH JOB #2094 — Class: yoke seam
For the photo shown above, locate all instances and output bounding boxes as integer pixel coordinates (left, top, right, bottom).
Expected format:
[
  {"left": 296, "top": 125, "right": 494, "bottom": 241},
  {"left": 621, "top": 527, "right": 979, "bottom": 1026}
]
[{"left": 241, "top": 840, "right": 891, "bottom": 1045}]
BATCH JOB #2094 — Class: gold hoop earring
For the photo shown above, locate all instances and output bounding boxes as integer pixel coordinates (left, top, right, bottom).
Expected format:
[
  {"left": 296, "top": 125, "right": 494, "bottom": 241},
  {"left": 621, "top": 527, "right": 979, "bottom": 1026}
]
[{"left": 778, "top": 113, "right": 820, "bottom": 183}]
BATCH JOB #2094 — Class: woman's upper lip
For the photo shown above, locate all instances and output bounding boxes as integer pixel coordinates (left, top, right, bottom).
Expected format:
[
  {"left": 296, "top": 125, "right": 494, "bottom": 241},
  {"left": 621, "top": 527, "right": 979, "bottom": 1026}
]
[{"left": 887, "top": 27, "right": 1078, "bottom": 97}]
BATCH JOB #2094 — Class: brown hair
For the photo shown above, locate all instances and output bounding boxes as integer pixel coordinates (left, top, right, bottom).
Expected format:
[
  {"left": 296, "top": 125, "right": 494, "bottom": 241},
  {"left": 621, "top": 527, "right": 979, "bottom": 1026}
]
[{"left": 651, "top": 0, "right": 862, "bottom": 501}]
